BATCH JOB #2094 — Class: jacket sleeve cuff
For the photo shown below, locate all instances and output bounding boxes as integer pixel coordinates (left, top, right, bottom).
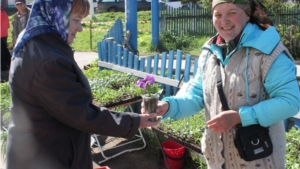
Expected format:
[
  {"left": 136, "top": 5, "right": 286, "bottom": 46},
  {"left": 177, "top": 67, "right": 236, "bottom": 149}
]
[
  {"left": 161, "top": 97, "right": 178, "bottom": 120},
  {"left": 239, "top": 106, "right": 258, "bottom": 126},
  {"left": 125, "top": 112, "right": 140, "bottom": 138}
]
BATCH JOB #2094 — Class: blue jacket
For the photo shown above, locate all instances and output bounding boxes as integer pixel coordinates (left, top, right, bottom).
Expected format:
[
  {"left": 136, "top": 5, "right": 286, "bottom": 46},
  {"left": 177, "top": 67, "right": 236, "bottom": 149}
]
[{"left": 162, "top": 23, "right": 300, "bottom": 127}]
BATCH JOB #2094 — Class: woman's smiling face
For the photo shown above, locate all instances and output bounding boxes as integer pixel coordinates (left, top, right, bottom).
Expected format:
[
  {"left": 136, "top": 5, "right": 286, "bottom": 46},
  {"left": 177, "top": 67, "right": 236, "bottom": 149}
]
[
  {"left": 213, "top": 3, "right": 250, "bottom": 43},
  {"left": 67, "top": 13, "right": 84, "bottom": 44}
]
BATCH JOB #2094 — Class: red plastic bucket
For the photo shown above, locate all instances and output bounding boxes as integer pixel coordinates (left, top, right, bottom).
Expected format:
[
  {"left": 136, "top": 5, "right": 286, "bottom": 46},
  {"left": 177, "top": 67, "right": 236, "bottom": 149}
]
[
  {"left": 94, "top": 166, "right": 110, "bottom": 169},
  {"left": 162, "top": 140, "right": 185, "bottom": 169}
]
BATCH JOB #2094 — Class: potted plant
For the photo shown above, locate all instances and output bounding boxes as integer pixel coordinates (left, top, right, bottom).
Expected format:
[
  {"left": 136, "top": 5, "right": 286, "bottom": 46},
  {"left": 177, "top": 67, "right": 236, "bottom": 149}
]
[{"left": 136, "top": 74, "right": 162, "bottom": 122}]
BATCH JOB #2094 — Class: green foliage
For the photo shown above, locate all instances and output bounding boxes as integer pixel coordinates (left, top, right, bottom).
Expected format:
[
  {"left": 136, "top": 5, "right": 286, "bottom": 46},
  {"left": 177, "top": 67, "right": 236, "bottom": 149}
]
[
  {"left": 151, "top": 31, "right": 209, "bottom": 56},
  {"left": 73, "top": 11, "right": 208, "bottom": 56},
  {"left": 0, "top": 83, "right": 11, "bottom": 126},
  {"left": 83, "top": 60, "right": 146, "bottom": 106},
  {"left": 136, "top": 75, "right": 163, "bottom": 97},
  {"left": 276, "top": 25, "right": 300, "bottom": 60},
  {"left": 0, "top": 83, "right": 10, "bottom": 162},
  {"left": 158, "top": 112, "right": 206, "bottom": 145},
  {"left": 285, "top": 127, "right": 300, "bottom": 169},
  {"left": 71, "top": 30, "right": 106, "bottom": 52},
  {"left": 158, "top": 110, "right": 300, "bottom": 168},
  {"left": 1, "top": 132, "right": 7, "bottom": 162}
]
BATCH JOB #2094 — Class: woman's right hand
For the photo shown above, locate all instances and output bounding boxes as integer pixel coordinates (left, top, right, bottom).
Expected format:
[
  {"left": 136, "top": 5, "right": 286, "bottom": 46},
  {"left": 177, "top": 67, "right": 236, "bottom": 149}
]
[
  {"left": 139, "top": 113, "right": 160, "bottom": 128},
  {"left": 141, "top": 101, "right": 169, "bottom": 117}
]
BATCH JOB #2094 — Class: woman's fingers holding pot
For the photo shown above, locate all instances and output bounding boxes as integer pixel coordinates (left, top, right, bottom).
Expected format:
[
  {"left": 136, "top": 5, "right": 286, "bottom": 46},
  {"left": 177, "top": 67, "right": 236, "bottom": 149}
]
[{"left": 139, "top": 113, "right": 161, "bottom": 128}]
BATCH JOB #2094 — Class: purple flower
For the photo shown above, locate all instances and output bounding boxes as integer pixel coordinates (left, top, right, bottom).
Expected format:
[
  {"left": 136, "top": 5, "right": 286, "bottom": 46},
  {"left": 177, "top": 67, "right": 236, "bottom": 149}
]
[
  {"left": 144, "top": 75, "right": 155, "bottom": 85},
  {"left": 136, "top": 74, "right": 161, "bottom": 96},
  {"left": 136, "top": 75, "right": 155, "bottom": 89},
  {"left": 136, "top": 79, "right": 147, "bottom": 89}
]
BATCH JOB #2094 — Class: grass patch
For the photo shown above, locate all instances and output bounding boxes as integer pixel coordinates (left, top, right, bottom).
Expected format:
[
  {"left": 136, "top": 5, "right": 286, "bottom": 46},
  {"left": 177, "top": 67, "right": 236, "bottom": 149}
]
[{"left": 73, "top": 11, "right": 209, "bottom": 56}]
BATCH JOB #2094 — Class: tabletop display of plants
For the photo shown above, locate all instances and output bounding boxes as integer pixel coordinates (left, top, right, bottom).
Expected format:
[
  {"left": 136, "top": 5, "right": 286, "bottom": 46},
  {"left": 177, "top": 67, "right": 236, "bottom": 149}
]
[
  {"left": 83, "top": 60, "right": 143, "bottom": 108},
  {"left": 157, "top": 113, "right": 205, "bottom": 146}
]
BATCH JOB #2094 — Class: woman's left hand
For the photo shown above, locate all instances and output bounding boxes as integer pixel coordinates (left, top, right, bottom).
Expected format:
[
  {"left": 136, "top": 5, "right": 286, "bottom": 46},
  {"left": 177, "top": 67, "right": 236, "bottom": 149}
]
[{"left": 206, "top": 110, "right": 241, "bottom": 133}]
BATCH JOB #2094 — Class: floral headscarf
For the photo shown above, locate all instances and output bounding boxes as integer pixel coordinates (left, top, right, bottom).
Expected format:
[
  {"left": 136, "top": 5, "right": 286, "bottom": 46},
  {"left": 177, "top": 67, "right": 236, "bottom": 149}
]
[
  {"left": 212, "top": 0, "right": 272, "bottom": 30},
  {"left": 12, "top": 0, "right": 73, "bottom": 58}
]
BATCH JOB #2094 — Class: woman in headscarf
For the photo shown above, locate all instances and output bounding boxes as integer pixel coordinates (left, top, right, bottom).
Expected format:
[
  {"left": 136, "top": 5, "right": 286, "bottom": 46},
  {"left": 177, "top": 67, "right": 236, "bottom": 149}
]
[
  {"left": 149, "top": 0, "right": 300, "bottom": 168},
  {"left": 7, "top": 0, "right": 159, "bottom": 168}
]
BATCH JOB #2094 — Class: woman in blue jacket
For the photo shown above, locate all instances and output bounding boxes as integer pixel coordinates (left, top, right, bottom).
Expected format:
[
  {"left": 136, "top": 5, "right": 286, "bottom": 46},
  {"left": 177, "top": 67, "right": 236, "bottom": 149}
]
[{"left": 144, "top": 0, "right": 300, "bottom": 168}]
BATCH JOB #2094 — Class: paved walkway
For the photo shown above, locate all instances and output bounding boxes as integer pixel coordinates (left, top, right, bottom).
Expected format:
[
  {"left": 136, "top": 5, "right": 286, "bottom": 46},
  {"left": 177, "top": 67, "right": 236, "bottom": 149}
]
[{"left": 74, "top": 51, "right": 98, "bottom": 69}]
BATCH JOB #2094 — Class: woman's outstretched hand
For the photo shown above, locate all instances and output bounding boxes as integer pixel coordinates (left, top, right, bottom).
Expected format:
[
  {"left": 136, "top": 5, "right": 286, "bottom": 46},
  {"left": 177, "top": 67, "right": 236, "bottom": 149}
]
[
  {"left": 206, "top": 110, "right": 241, "bottom": 133},
  {"left": 139, "top": 113, "right": 160, "bottom": 128},
  {"left": 141, "top": 101, "right": 169, "bottom": 117}
]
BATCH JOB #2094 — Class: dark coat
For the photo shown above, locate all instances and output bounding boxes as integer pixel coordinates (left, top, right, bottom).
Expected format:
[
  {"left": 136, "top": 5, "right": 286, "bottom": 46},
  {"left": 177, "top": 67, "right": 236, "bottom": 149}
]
[{"left": 7, "top": 34, "right": 140, "bottom": 169}]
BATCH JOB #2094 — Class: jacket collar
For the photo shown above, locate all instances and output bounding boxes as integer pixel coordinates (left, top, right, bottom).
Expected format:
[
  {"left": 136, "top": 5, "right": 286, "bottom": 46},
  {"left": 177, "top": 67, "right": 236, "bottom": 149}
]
[
  {"left": 240, "top": 22, "right": 280, "bottom": 55},
  {"left": 202, "top": 22, "right": 281, "bottom": 64}
]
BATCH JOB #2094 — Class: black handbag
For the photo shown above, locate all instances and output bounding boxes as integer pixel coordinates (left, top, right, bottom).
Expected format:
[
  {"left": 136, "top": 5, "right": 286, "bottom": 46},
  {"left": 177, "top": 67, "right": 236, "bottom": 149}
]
[
  {"left": 234, "top": 124, "right": 273, "bottom": 161},
  {"left": 216, "top": 59, "right": 273, "bottom": 161}
]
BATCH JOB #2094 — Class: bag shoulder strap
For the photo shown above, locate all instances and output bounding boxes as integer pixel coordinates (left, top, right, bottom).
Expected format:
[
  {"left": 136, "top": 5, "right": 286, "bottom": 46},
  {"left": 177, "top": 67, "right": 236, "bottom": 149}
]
[{"left": 216, "top": 59, "right": 230, "bottom": 111}]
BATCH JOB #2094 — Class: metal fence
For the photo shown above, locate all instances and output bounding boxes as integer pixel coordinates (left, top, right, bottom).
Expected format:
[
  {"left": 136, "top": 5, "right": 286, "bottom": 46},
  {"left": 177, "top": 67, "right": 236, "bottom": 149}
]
[
  {"left": 159, "top": 3, "right": 215, "bottom": 36},
  {"left": 268, "top": 6, "right": 300, "bottom": 28},
  {"left": 159, "top": 3, "right": 300, "bottom": 36}
]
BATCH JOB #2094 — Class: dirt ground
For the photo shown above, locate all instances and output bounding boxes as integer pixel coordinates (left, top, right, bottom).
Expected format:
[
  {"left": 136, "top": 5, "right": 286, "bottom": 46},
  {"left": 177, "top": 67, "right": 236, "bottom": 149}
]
[
  {"left": 91, "top": 135, "right": 166, "bottom": 169},
  {"left": 91, "top": 133, "right": 201, "bottom": 169}
]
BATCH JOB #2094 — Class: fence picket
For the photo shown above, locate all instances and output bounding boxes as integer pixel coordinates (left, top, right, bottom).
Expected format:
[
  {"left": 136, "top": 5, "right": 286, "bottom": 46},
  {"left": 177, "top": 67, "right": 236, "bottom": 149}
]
[
  {"left": 174, "top": 50, "right": 183, "bottom": 93},
  {"left": 102, "top": 41, "right": 107, "bottom": 62},
  {"left": 146, "top": 57, "right": 152, "bottom": 73},
  {"left": 113, "top": 42, "right": 117, "bottom": 64},
  {"left": 134, "top": 55, "right": 139, "bottom": 70},
  {"left": 166, "top": 51, "right": 175, "bottom": 96},
  {"left": 107, "top": 40, "right": 112, "bottom": 63},
  {"left": 184, "top": 54, "right": 192, "bottom": 82},
  {"left": 123, "top": 48, "right": 128, "bottom": 67},
  {"left": 154, "top": 54, "right": 159, "bottom": 75},
  {"left": 127, "top": 50, "right": 133, "bottom": 69},
  {"left": 117, "top": 45, "right": 122, "bottom": 65},
  {"left": 193, "top": 59, "right": 198, "bottom": 78},
  {"left": 140, "top": 57, "right": 145, "bottom": 72}
]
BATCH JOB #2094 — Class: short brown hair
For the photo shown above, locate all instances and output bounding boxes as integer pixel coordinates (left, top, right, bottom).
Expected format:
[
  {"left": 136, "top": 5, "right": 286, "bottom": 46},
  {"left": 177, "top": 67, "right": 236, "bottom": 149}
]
[{"left": 71, "top": 0, "right": 90, "bottom": 17}]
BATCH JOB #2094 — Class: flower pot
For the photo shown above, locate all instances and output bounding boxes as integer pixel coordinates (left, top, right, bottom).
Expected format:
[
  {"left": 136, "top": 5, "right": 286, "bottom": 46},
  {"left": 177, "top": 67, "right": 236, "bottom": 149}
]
[{"left": 142, "top": 94, "right": 159, "bottom": 122}]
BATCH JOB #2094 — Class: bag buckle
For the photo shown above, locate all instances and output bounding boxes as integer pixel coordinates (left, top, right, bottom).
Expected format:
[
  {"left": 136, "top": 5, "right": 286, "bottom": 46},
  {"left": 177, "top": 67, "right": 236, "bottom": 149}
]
[{"left": 251, "top": 138, "right": 260, "bottom": 145}]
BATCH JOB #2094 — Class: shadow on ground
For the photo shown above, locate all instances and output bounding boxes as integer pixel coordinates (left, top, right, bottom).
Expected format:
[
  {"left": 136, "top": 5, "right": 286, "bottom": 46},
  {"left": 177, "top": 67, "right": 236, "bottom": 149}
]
[{"left": 91, "top": 134, "right": 201, "bottom": 169}]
